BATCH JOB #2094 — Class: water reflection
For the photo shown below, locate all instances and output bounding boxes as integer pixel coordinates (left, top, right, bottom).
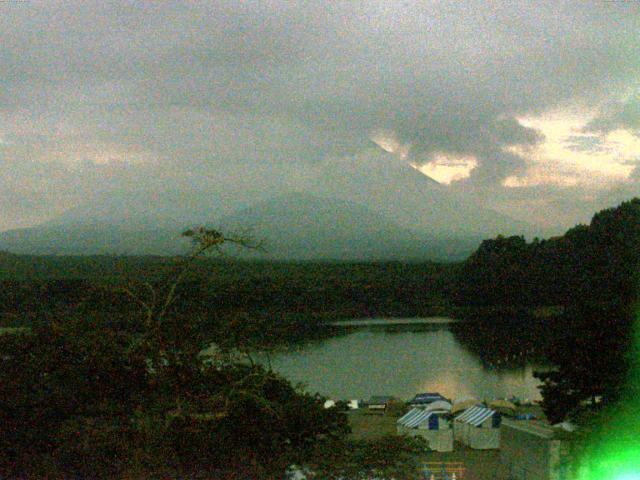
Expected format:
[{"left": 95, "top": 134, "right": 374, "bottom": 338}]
[{"left": 259, "top": 322, "right": 546, "bottom": 401}]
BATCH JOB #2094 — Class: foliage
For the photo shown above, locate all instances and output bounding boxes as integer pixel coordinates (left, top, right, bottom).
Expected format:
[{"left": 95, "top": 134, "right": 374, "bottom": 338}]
[
  {"left": 535, "top": 302, "right": 635, "bottom": 423},
  {"left": 0, "top": 228, "right": 352, "bottom": 479},
  {"left": 450, "top": 309, "right": 557, "bottom": 367},
  {"left": 454, "top": 198, "right": 640, "bottom": 309},
  {"left": 454, "top": 198, "right": 640, "bottom": 424},
  {"left": 0, "top": 260, "right": 454, "bottom": 339},
  {"left": 0, "top": 313, "right": 147, "bottom": 477},
  {"left": 534, "top": 200, "right": 640, "bottom": 423},
  {"left": 453, "top": 235, "right": 535, "bottom": 306}
]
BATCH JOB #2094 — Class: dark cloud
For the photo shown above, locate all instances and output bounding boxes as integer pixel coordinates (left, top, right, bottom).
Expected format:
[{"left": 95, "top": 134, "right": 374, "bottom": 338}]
[
  {"left": 0, "top": 0, "right": 639, "bottom": 230},
  {"left": 585, "top": 94, "right": 640, "bottom": 134}
]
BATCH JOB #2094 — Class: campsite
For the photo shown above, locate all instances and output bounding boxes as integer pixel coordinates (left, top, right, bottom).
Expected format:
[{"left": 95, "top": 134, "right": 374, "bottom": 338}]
[{"left": 344, "top": 393, "right": 572, "bottom": 480}]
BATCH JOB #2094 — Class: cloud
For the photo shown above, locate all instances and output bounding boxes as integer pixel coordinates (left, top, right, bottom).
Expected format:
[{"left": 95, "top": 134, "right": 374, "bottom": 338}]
[
  {"left": 585, "top": 94, "right": 640, "bottom": 135},
  {"left": 564, "top": 135, "right": 609, "bottom": 154},
  {"left": 500, "top": 110, "right": 640, "bottom": 192},
  {"left": 0, "top": 1, "right": 639, "bottom": 230},
  {"left": 411, "top": 153, "right": 478, "bottom": 185}
]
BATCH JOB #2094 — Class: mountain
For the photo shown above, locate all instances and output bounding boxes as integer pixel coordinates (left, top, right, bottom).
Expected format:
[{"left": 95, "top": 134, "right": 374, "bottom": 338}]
[
  {"left": 0, "top": 194, "right": 479, "bottom": 260},
  {"left": 0, "top": 224, "right": 190, "bottom": 256},
  {"left": 0, "top": 149, "right": 535, "bottom": 260},
  {"left": 215, "top": 193, "right": 480, "bottom": 260},
  {"left": 43, "top": 186, "right": 244, "bottom": 230},
  {"left": 44, "top": 149, "right": 533, "bottom": 238},
  {"left": 308, "top": 150, "right": 532, "bottom": 237}
]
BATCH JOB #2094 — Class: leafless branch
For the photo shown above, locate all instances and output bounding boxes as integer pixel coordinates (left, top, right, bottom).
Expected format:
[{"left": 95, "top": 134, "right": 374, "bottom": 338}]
[{"left": 118, "top": 284, "right": 153, "bottom": 322}]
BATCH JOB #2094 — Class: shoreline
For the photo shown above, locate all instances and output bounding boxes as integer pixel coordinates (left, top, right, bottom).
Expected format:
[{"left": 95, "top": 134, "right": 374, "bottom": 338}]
[{"left": 328, "top": 317, "right": 460, "bottom": 326}]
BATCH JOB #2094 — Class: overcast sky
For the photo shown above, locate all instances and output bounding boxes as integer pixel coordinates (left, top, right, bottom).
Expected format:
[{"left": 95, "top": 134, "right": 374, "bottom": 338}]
[{"left": 1, "top": 0, "right": 639, "bottom": 233}]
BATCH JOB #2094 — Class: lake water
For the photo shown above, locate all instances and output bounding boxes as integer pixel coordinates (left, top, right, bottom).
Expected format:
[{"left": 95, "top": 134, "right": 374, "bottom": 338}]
[{"left": 258, "top": 319, "right": 546, "bottom": 402}]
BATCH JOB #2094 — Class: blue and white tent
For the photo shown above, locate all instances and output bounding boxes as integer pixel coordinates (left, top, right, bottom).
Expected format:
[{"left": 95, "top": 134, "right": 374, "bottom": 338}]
[
  {"left": 455, "top": 405, "right": 501, "bottom": 426},
  {"left": 398, "top": 408, "right": 438, "bottom": 428},
  {"left": 425, "top": 399, "right": 453, "bottom": 413},
  {"left": 454, "top": 405, "right": 501, "bottom": 449},
  {"left": 397, "top": 408, "right": 453, "bottom": 452},
  {"left": 409, "top": 392, "right": 448, "bottom": 406}
]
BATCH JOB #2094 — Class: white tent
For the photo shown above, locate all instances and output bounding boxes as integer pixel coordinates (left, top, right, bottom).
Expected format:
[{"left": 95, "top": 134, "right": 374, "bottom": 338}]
[
  {"left": 425, "top": 400, "right": 453, "bottom": 413},
  {"left": 396, "top": 408, "right": 454, "bottom": 452},
  {"left": 454, "top": 405, "right": 501, "bottom": 449}
]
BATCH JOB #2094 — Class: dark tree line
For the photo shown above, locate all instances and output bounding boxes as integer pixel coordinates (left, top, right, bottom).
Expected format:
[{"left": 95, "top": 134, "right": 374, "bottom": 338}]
[
  {"left": 454, "top": 198, "right": 640, "bottom": 309},
  {"left": 452, "top": 225, "right": 596, "bottom": 308},
  {"left": 455, "top": 198, "right": 640, "bottom": 423},
  {"left": 0, "top": 261, "right": 452, "bottom": 330}
]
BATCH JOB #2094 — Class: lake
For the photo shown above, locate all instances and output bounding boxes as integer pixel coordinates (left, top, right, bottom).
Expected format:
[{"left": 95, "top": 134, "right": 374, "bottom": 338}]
[{"left": 258, "top": 318, "right": 546, "bottom": 402}]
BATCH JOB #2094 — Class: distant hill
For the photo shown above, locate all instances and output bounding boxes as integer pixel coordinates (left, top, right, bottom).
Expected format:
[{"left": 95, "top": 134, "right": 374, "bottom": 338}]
[
  {"left": 0, "top": 194, "right": 479, "bottom": 261},
  {"left": 309, "top": 151, "right": 534, "bottom": 238},
  {"left": 216, "top": 193, "right": 480, "bottom": 260},
  {"left": 0, "top": 149, "right": 535, "bottom": 260},
  {"left": 0, "top": 225, "right": 190, "bottom": 256},
  {"left": 43, "top": 149, "right": 533, "bottom": 238}
]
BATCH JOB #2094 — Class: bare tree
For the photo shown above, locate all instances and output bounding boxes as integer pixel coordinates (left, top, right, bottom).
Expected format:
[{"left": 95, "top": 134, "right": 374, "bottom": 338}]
[{"left": 117, "top": 227, "right": 263, "bottom": 369}]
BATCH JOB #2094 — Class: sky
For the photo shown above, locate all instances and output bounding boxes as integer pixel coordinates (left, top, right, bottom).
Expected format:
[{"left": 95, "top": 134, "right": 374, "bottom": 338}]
[{"left": 1, "top": 0, "right": 639, "bottom": 234}]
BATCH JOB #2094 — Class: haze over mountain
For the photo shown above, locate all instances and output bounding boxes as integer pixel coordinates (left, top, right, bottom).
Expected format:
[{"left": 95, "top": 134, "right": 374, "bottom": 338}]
[
  {"left": 0, "top": 149, "right": 534, "bottom": 260},
  {"left": 0, "top": 192, "right": 496, "bottom": 260},
  {"left": 307, "top": 149, "right": 532, "bottom": 237},
  {"left": 216, "top": 193, "right": 483, "bottom": 261}
]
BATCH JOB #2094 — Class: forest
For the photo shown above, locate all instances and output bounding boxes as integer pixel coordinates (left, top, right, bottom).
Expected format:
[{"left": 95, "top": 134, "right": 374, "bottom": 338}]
[{"left": 454, "top": 199, "right": 640, "bottom": 430}]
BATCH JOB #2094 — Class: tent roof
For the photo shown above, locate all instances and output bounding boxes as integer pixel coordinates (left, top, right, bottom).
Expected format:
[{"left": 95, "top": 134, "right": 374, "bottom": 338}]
[
  {"left": 425, "top": 400, "right": 452, "bottom": 412},
  {"left": 451, "top": 399, "right": 481, "bottom": 414},
  {"left": 455, "top": 406, "right": 497, "bottom": 426},
  {"left": 397, "top": 408, "right": 436, "bottom": 428},
  {"left": 410, "top": 392, "right": 447, "bottom": 404},
  {"left": 553, "top": 421, "right": 577, "bottom": 432}
]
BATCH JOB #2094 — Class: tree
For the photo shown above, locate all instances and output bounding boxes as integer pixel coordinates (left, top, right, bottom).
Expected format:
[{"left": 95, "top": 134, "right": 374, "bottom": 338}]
[
  {"left": 453, "top": 199, "right": 640, "bottom": 426},
  {"left": 0, "top": 310, "right": 150, "bottom": 477},
  {"left": 535, "top": 302, "right": 635, "bottom": 423},
  {"left": 535, "top": 199, "right": 640, "bottom": 423},
  {"left": 453, "top": 235, "right": 538, "bottom": 306},
  {"left": 0, "top": 227, "right": 352, "bottom": 478}
]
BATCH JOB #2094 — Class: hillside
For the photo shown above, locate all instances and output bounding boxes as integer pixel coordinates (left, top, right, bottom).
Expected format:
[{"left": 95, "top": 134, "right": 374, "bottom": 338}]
[
  {"left": 0, "top": 151, "right": 532, "bottom": 260},
  {"left": 0, "top": 194, "right": 479, "bottom": 260}
]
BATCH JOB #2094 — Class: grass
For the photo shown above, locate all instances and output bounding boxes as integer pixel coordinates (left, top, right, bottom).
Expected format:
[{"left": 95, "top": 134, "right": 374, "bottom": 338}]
[
  {"left": 0, "top": 326, "right": 29, "bottom": 335},
  {"left": 347, "top": 409, "right": 399, "bottom": 440}
]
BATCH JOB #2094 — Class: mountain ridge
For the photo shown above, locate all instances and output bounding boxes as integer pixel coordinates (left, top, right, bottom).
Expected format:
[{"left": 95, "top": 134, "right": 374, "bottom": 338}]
[
  {"left": 0, "top": 192, "right": 481, "bottom": 261},
  {"left": 1, "top": 151, "right": 536, "bottom": 260}
]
